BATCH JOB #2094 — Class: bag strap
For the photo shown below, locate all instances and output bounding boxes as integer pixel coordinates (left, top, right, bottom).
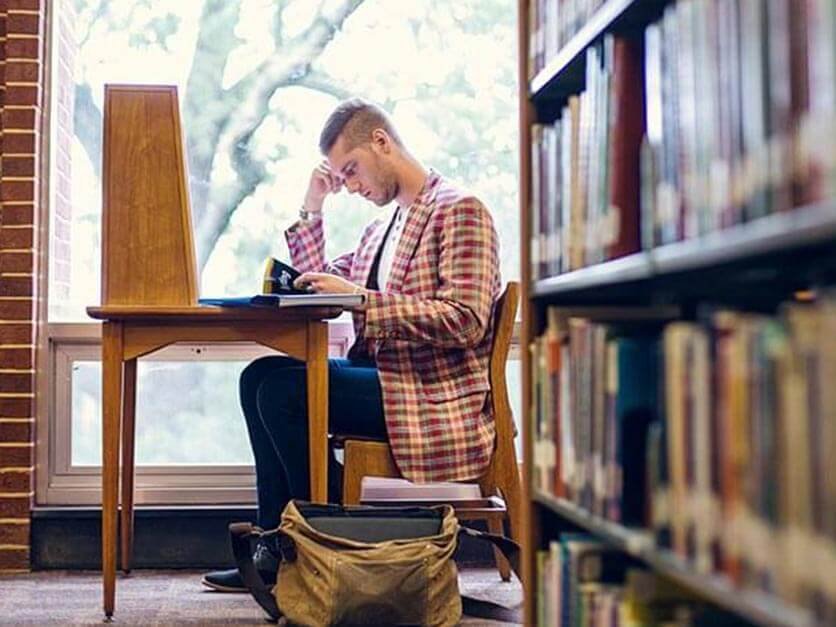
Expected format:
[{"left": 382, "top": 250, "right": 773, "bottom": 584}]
[
  {"left": 228, "top": 522, "right": 282, "bottom": 622},
  {"left": 457, "top": 526, "right": 521, "bottom": 578},
  {"left": 457, "top": 526, "right": 523, "bottom": 622}
]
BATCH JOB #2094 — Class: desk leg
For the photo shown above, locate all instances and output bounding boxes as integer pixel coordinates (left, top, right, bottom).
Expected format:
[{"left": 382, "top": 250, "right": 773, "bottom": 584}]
[
  {"left": 306, "top": 321, "right": 328, "bottom": 503},
  {"left": 102, "top": 322, "right": 124, "bottom": 619},
  {"left": 120, "top": 358, "right": 137, "bottom": 574}
]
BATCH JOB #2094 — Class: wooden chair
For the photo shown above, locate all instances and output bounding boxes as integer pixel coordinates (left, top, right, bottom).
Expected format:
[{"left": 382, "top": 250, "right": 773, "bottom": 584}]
[{"left": 338, "top": 282, "right": 521, "bottom": 581}]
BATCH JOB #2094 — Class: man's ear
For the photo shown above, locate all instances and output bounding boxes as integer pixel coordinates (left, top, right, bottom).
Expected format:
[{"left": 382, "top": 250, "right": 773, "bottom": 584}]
[{"left": 371, "top": 128, "right": 391, "bottom": 154}]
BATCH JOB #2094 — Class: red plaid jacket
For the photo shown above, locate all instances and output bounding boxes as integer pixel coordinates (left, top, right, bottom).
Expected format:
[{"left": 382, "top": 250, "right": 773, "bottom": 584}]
[{"left": 285, "top": 171, "right": 501, "bottom": 482}]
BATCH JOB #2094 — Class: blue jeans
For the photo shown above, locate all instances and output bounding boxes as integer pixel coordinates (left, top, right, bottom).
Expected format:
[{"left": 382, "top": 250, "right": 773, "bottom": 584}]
[{"left": 240, "top": 356, "right": 387, "bottom": 529}]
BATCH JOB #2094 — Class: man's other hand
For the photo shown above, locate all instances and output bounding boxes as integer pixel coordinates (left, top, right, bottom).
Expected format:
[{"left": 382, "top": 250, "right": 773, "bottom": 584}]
[
  {"left": 302, "top": 161, "right": 343, "bottom": 214},
  {"left": 294, "top": 273, "right": 368, "bottom": 310}
]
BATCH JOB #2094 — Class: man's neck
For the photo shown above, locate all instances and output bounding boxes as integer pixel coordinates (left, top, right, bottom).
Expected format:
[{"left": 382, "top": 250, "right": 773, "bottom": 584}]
[{"left": 395, "top": 156, "right": 429, "bottom": 208}]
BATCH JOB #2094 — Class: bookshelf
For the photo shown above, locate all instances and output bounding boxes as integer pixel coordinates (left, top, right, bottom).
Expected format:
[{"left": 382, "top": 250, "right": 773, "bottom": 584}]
[
  {"left": 534, "top": 492, "right": 813, "bottom": 627},
  {"left": 519, "top": 0, "right": 835, "bottom": 625}
]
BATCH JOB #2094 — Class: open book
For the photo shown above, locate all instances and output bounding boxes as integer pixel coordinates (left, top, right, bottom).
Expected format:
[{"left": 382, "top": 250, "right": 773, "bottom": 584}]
[{"left": 199, "top": 257, "right": 364, "bottom": 309}]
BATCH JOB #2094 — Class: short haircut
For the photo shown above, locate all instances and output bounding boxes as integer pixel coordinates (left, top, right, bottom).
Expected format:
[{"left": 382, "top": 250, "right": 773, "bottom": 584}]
[{"left": 318, "top": 98, "right": 401, "bottom": 154}]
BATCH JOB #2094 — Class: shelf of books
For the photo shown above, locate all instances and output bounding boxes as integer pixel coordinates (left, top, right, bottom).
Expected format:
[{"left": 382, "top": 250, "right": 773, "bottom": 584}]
[{"left": 518, "top": 0, "right": 836, "bottom": 625}]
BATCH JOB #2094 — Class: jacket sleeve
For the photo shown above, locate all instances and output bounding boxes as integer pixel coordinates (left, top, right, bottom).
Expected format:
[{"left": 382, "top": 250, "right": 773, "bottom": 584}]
[
  {"left": 363, "top": 198, "right": 500, "bottom": 349},
  {"left": 284, "top": 215, "right": 354, "bottom": 279}
]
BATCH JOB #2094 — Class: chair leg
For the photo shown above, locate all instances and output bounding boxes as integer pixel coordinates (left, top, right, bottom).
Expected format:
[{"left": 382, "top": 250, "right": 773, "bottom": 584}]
[
  {"left": 342, "top": 454, "right": 364, "bottom": 506},
  {"left": 487, "top": 516, "right": 512, "bottom": 582},
  {"left": 496, "top": 462, "right": 523, "bottom": 544}
]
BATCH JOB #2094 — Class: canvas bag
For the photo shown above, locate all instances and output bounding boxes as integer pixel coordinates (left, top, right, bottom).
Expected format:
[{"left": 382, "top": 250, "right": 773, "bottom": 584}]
[{"left": 229, "top": 500, "right": 519, "bottom": 626}]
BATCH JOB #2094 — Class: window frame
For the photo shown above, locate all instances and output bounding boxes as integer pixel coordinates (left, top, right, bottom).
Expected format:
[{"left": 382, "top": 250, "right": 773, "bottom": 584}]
[
  {"left": 36, "top": 0, "right": 522, "bottom": 508},
  {"left": 36, "top": 320, "right": 356, "bottom": 506}
]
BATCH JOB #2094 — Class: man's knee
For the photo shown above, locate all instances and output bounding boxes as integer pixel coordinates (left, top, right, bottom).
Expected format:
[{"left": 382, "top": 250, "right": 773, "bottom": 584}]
[
  {"left": 255, "top": 367, "right": 307, "bottom": 425},
  {"left": 240, "top": 356, "right": 301, "bottom": 399}
]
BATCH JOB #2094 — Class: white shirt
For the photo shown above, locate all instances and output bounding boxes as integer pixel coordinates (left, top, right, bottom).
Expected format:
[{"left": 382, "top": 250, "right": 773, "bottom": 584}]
[{"left": 376, "top": 206, "right": 406, "bottom": 291}]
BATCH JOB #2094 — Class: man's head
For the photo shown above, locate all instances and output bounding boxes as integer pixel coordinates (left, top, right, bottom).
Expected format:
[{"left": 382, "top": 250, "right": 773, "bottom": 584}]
[{"left": 319, "top": 98, "right": 403, "bottom": 206}]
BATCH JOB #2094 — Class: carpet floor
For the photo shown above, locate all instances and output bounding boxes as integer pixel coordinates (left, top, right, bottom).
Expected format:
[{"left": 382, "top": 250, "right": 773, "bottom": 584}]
[{"left": 0, "top": 567, "right": 522, "bottom": 625}]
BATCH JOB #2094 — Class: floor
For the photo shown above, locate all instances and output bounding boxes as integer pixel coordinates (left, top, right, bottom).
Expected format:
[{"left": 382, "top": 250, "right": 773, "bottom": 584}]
[{"left": 0, "top": 567, "right": 522, "bottom": 625}]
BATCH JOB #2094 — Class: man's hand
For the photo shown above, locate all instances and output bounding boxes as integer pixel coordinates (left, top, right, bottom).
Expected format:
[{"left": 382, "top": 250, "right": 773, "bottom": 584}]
[
  {"left": 294, "top": 272, "right": 368, "bottom": 310},
  {"left": 302, "top": 161, "right": 343, "bottom": 214}
]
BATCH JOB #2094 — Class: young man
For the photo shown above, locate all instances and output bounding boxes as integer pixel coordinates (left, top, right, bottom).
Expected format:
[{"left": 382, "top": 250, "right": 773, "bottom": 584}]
[{"left": 203, "top": 98, "right": 500, "bottom": 591}]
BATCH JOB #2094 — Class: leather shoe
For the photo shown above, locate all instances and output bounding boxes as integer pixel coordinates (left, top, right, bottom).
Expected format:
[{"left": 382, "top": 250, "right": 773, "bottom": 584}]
[{"left": 201, "top": 541, "right": 278, "bottom": 593}]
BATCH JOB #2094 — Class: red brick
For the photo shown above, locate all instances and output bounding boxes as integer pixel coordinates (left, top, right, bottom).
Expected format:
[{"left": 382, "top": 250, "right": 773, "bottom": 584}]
[
  {"left": 0, "top": 324, "right": 31, "bottom": 344},
  {"left": 0, "top": 421, "right": 33, "bottom": 441},
  {"left": 0, "top": 398, "right": 31, "bottom": 418},
  {"left": 3, "top": 84, "right": 38, "bottom": 108},
  {"left": 0, "top": 179, "right": 35, "bottom": 202},
  {"left": 0, "top": 227, "right": 33, "bottom": 248},
  {"left": 0, "top": 373, "right": 33, "bottom": 393},
  {"left": 0, "top": 496, "right": 30, "bottom": 517},
  {"left": 0, "top": 522, "right": 29, "bottom": 545},
  {"left": 0, "top": 277, "right": 33, "bottom": 298},
  {"left": 0, "top": 469, "right": 31, "bottom": 491},
  {"left": 2, "top": 107, "right": 36, "bottom": 129},
  {"left": 7, "top": 13, "right": 40, "bottom": 36},
  {"left": 0, "top": 445, "right": 33, "bottom": 466},
  {"left": 0, "top": 546, "right": 29, "bottom": 570},
  {"left": 5, "top": 63, "right": 39, "bottom": 83},
  {"left": 0, "top": 300, "right": 32, "bottom": 321},
  {"left": 0, "top": 251, "right": 34, "bottom": 273},
  {"left": 5, "top": 37, "right": 39, "bottom": 60},
  {"left": 7, "top": 0, "right": 42, "bottom": 10},
  {"left": 2, "top": 132, "right": 36, "bottom": 155},
  {"left": 0, "top": 204, "right": 34, "bottom": 225},
  {"left": 0, "top": 349, "right": 32, "bottom": 369}
]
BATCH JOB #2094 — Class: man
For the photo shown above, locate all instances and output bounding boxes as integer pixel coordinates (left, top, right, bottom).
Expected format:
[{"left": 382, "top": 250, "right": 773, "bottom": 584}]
[{"left": 203, "top": 98, "right": 500, "bottom": 591}]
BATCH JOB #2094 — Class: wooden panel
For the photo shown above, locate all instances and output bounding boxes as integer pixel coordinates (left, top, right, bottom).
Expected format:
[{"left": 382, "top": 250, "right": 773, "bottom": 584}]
[
  {"left": 86, "top": 305, "right": 342, "bottom": 321},
  {"left": 122, "top": 322, "right": 309, "bottom": 361},
  {"left": 101, "top": 85, "right": 198, "bottom": 307}
]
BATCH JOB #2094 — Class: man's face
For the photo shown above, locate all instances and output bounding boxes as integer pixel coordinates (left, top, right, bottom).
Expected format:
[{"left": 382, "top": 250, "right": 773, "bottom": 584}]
[{"left": 326, "top": 133, "right": 398, "bottom": 206}]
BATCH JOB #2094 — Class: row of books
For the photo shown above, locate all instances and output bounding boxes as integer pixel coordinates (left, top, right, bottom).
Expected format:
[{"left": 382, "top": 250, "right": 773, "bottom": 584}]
[
  {"left": 536, "top": 532, "right": 743, "bottom": 626},
  {"left": 642, "top": 0, "right": 835, "bottom": 246},
  {"left": 529, "top": 0, "right": 836, "bottom": 280},
  {"left": 530, "top": 293, "right": 836, "bottom": 620},
  {"left": 530, "top": 33, "right": 644, "bottom": 278},
  {"left": 528, "top": 0, "right": 607, "bottom": 79}
]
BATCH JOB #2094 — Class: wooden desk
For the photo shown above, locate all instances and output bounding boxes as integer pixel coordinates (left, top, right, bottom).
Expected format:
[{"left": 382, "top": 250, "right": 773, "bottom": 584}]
[{"left": 86, "top": 304, "right": 341, "bottom": 619}]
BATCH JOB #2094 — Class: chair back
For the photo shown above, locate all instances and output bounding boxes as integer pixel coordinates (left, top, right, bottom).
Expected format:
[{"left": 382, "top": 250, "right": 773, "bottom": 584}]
[
  {"left": 488, "top": 282, "right": 519, "bottom": 449},
  {"left": 101, "top": 84, "right": 198, "bottom": 307}
]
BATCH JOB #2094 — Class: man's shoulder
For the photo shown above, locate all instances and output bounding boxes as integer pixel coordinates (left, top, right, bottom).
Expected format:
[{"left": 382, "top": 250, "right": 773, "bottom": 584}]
[{"left": 430, "top": 175, "right": 488, "bottom": 214}]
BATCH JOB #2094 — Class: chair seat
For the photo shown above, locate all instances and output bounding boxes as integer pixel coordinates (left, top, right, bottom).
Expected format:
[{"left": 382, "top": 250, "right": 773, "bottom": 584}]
[
  {"left": 361, "top": 496, "right": 507, "bottom": 521},
  {"left": 331, "top": 433, "right": 385, "bottom": 447}
]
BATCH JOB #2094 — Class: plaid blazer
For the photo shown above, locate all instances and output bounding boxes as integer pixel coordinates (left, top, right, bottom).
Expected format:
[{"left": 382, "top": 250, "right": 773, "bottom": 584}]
[{"left": 285, "top": 171, "right": 501, "bottom": 482}]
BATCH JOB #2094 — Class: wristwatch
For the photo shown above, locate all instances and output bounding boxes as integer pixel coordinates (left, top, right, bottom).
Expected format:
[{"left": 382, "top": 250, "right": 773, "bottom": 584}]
[{"left": 299, "top": 206, "right": 319, "bottom": 222}]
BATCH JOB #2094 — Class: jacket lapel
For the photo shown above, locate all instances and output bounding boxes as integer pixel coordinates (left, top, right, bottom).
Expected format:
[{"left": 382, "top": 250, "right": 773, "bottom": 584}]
[
  {"left": 384, "top": 171, "right": 442, "bottom": 293},
  {"left": 356, "top": 218, "right": 388, "bottom": 288}
]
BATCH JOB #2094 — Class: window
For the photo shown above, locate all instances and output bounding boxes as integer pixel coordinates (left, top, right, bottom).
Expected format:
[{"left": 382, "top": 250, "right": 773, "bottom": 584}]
[{"left": 42, "top": 0, "right": 520, "bottom": 505}]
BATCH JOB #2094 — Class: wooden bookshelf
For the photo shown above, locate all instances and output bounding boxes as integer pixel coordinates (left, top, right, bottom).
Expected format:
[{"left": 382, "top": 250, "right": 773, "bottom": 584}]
[
  {"left": 519, "top": 0, "right": 836, "bottom": 625},
  {"left": 532, "top": 201, "right": 836, "bottom": 302},
  {"left": 530, "top": 0, "right": 668, "bottom": 107},
  {"left": 534, "top": 491, "right": 817, "bottom": 627}
]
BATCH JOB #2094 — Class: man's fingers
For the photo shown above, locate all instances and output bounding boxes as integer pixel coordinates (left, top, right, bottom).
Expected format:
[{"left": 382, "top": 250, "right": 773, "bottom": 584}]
[{"left": 294, "top": 272, "right": 325, "bottom": 291}]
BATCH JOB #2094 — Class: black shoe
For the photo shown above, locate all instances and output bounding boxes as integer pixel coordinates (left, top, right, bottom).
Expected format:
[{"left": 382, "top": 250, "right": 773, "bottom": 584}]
[{"left": 201, "top": 542, "right": 278, "bottom": 593}]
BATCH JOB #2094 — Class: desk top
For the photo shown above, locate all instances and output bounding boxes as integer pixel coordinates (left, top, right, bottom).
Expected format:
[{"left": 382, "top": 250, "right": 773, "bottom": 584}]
[{"left": 86, "top": 305, "right": 344, "bottom": 321}]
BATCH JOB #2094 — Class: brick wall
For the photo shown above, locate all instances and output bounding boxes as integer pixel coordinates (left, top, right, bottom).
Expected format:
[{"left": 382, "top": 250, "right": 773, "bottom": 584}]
[{"left": 0, "top": 0, "right": 44, "bottom": 574}]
